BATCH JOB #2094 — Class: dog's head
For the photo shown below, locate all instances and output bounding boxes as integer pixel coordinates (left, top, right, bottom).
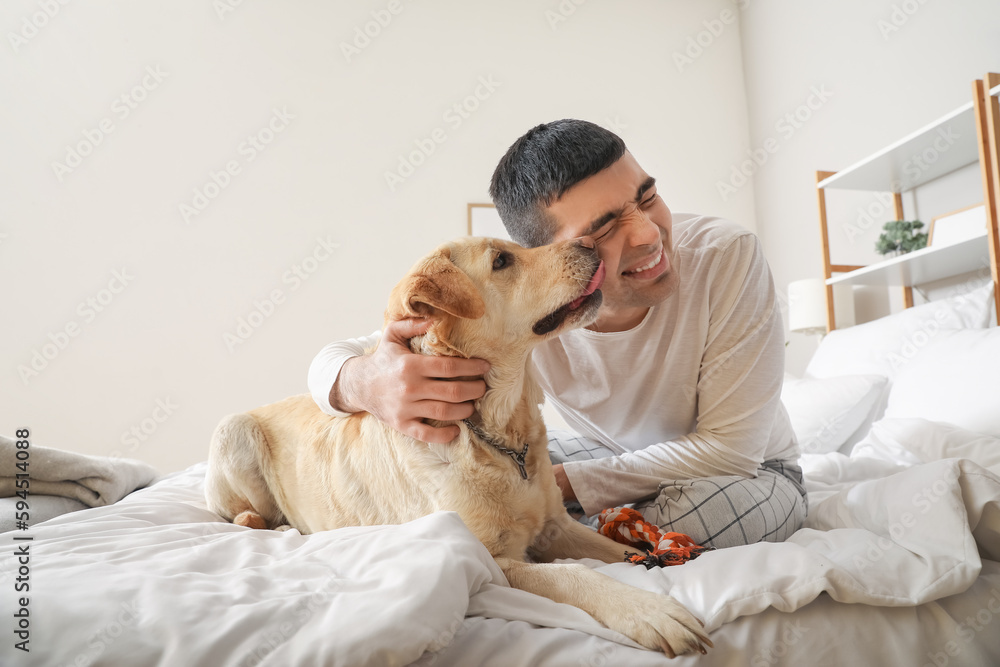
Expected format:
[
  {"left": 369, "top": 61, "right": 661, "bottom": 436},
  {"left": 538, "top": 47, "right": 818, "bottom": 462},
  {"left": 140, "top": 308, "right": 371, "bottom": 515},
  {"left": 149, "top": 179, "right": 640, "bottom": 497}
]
[{"left": 385, "top": 237, "right": 605, "bottom": 360}]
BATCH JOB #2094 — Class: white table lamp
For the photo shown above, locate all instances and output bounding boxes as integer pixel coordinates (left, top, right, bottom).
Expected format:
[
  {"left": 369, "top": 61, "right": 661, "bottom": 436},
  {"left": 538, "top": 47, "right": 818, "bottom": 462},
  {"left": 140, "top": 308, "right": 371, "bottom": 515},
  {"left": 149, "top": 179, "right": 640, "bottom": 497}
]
[
  {"left": 788, "top": 278, "right": 856, "bottom": 336},
  {"left": 788, "top": 278, "right": 828, "bottom": 336}
]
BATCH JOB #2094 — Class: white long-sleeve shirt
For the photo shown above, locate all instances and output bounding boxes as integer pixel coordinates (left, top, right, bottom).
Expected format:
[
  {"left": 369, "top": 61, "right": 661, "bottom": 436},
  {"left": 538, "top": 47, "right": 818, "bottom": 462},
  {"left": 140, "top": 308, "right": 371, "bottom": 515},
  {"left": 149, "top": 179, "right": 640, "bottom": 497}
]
[{"left": 308, "top": 213, "right": 798, "bottom": 516}]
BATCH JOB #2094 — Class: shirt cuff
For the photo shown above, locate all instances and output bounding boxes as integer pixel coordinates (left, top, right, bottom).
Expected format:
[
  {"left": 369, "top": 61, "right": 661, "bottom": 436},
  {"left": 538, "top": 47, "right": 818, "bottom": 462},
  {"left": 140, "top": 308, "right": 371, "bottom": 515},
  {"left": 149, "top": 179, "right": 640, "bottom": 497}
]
[
  {"left": 562, "top": 459, "right": 615, "bottom": 518},
  {"left": 307, "top": 352, "right": 356, "bottom": 418}
]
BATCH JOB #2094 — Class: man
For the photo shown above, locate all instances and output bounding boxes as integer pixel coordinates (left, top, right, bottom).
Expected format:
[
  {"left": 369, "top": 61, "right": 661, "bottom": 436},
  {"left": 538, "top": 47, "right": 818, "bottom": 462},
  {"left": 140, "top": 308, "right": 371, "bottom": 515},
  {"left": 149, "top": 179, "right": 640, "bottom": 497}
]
[{"left": 308, "top": 119, "right": 805, "bottom": 548}]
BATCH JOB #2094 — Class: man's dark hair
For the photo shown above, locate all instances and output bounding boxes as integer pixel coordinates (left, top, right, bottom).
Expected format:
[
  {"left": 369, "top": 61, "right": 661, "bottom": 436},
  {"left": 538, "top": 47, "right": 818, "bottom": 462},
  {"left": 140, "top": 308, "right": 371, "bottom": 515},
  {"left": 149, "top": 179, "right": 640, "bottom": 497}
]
[{"left": 488, "top": 119, "right": 627, "bottom": 247}]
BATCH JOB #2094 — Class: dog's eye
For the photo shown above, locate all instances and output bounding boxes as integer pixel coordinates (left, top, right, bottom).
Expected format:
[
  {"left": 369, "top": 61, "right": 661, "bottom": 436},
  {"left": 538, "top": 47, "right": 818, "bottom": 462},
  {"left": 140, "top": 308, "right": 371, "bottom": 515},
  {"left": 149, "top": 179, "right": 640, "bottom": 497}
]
[{"left": 492, "top": 252, "right": 512, "bottom": 271}]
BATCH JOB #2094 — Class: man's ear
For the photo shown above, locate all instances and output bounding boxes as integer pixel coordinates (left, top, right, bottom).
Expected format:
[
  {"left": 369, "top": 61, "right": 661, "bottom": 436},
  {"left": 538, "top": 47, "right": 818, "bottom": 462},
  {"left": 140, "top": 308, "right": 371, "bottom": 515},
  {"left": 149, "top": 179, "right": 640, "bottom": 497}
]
[{"left": 385, "top": 249, "right": 485, "bottom": 323}]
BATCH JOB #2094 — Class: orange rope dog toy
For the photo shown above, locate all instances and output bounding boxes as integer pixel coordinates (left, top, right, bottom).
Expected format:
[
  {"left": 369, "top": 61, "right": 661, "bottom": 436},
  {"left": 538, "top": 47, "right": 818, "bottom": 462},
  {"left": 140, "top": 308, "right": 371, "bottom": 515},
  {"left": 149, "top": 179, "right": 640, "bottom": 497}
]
[{"left": 598, "top": 507, "right": 713, "bottom": 569}]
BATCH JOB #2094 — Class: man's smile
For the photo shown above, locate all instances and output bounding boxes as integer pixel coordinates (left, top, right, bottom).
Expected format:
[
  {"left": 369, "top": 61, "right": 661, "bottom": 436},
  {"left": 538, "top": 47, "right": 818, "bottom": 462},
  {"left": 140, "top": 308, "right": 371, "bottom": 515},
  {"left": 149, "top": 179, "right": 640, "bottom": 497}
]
[{"left": 622, "top": 247, "right": 668, "bottom": 280}]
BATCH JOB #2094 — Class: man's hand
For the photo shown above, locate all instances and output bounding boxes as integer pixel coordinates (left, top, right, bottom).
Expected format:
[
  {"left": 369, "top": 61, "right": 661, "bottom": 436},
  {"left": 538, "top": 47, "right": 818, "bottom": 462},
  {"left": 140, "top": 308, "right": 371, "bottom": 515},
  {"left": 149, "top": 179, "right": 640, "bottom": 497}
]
[
  {"left": 553, "top": 463, "right": 578, "bottom": 502},
  {"left": 330, "top": 318, "right": 490, "bottom": 444}
]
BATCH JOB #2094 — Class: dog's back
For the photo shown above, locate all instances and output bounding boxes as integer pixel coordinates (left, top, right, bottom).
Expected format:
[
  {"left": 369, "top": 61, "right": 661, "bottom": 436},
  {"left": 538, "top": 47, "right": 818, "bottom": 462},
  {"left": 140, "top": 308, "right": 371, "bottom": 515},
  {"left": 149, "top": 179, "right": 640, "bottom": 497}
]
[
  {"left": 205, "top": 393, "right": 552, "bottom": 555},
  {"left": 207, "top": 394, "right": 440, "bottom": 533}
]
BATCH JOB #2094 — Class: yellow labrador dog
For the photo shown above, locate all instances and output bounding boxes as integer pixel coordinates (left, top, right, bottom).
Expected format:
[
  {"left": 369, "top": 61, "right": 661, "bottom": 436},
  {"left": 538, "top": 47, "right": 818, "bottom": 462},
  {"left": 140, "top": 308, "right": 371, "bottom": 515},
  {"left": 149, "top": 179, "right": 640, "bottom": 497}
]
[{"left": 205, "top": 237, "right": 711, "bottom": 657}]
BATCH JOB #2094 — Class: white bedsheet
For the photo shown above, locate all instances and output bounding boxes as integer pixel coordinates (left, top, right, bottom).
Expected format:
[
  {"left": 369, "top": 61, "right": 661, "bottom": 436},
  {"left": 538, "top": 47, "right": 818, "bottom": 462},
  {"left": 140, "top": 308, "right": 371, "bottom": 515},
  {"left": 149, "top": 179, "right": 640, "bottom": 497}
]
[
  {"left": 1, "top": 418, "right": 999, "bottom": 666},
  {"left": 0, "top": 472, "right": 504, "bottom": 667},
  {"left": 456, "top": 419, "right": 1000, "bottom": 639}
]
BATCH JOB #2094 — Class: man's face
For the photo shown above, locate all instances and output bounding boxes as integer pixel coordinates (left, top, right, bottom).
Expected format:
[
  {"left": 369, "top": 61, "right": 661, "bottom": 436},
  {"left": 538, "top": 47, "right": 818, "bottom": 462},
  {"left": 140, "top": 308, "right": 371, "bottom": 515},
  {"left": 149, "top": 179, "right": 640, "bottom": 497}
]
[{"left": 545, "top": 152, "right": 678, "bottom": 332}]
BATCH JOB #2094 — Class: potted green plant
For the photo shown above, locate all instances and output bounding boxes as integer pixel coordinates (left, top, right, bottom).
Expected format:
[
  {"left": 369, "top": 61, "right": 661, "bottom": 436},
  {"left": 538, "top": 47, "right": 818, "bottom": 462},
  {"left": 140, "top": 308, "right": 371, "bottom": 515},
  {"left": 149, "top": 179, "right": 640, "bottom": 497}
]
[{"left": 875, "top": 220, "right": 928, "bottom": 256}]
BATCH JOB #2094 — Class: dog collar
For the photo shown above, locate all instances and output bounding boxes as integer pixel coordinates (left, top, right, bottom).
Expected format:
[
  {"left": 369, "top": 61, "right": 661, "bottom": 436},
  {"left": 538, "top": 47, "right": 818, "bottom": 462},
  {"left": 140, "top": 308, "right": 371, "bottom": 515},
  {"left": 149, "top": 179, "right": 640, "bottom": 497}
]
[{"left": 462, "top": 419, "right": 529, "bottom": 480}]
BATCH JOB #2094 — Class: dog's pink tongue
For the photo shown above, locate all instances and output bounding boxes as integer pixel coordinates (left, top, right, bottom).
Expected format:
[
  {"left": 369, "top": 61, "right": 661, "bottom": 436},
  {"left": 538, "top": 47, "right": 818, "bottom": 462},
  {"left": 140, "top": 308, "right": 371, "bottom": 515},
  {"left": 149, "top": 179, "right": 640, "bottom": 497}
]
[
  {"left": 569, "top": 261, "right": 606, "bottom": 309},
  {"left": 585, "top": 261, "right": 606, "bottom": 295}
]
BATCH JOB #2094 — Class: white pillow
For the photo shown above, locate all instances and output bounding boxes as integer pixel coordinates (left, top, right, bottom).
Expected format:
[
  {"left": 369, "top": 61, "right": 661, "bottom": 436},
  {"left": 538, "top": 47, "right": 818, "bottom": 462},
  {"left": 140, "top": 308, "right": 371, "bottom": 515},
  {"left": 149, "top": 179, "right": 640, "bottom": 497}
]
[
  {"left": 884, "top": 328, "right": 1000, "bottom": 437},
  {"left": 781, "top": 374, "right": 888, "bottom": 454},
  {"left": 805, "top": 281, "right": 994, "bottom": 380},
  {"left": 852, "top": 417, "right": 1000, "bottom": 474}
]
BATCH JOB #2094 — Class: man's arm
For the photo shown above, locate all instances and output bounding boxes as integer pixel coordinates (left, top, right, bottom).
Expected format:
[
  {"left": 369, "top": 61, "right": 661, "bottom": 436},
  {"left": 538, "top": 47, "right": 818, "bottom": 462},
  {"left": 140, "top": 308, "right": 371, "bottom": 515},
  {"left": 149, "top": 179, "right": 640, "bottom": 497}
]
[
  {"left": 307, "top": 318, "right": 491, "bottom": 444},
  {"left": 560, "top": 234, "right": 795, "bottom": 515},
  {"left": 308, "top": 330, "right": 382, "bottom": 416}
]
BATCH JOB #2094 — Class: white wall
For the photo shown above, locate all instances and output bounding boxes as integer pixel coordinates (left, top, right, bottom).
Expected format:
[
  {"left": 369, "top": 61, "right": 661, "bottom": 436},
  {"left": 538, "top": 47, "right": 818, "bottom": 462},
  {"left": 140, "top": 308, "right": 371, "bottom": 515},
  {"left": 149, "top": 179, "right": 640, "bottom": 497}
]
[
  {"left": 0, "top": 0, "right": 756, "bottom": 472},
  {"left": 738, "top": 0, "right": 1000, "bottom": 376}
]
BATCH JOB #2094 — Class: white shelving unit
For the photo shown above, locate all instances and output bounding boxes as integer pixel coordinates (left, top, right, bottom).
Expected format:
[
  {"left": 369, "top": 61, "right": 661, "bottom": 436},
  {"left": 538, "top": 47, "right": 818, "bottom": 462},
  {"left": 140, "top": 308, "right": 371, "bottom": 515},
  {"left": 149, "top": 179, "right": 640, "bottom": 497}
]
[
  {"left": 827, "top": 231, "right": 988, "bottom": 287},
  {"left": 814, "top": 75, "right": 1000, "bottom": 330}
]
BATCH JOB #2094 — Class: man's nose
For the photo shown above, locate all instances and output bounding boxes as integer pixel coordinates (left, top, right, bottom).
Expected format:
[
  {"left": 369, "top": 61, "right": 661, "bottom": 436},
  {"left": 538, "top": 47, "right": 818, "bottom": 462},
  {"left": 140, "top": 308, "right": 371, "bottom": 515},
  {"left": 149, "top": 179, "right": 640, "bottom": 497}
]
[{"left": 621, "top": 208, "right": 659, "bottom": 246}]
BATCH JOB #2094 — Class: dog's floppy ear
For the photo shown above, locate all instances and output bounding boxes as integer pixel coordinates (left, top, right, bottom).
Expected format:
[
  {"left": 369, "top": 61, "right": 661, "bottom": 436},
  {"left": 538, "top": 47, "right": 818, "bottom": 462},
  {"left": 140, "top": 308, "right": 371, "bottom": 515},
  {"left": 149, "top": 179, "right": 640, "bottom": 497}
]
[{"left": 386, "top": 248, "right": 485, "bottom": 323}]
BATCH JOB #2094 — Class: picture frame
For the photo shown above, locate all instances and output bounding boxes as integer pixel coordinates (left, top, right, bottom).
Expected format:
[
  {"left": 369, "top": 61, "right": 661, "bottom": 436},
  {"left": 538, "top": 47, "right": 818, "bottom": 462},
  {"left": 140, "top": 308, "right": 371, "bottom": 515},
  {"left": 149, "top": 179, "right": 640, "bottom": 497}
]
[
  {"left": 928, "top": 203, "right": 987, "bottom": 247},
  {"left": 467, "top": 203, "right": 511, "bottom": 241}
]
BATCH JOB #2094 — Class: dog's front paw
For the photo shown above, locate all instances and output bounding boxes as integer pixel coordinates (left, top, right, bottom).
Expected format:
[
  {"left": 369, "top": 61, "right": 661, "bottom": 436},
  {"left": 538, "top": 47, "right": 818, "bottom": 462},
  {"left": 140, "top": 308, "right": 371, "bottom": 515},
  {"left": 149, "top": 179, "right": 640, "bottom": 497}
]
[{"left": 598, "top": 589, "right": 712, "bottom": 658}]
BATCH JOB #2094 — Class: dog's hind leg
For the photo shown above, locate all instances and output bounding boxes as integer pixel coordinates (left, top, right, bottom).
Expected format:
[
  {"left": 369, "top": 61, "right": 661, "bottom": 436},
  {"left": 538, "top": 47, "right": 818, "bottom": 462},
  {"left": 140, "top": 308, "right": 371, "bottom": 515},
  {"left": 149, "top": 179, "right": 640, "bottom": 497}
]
[{"left": 205, "top": 413, "right": 286, "bottom": 529}]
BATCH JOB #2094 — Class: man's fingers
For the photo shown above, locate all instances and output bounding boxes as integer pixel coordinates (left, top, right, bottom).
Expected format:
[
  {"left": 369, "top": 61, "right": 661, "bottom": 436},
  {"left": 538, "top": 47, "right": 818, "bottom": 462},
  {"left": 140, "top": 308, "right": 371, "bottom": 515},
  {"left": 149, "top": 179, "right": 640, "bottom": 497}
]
[
  {"left": 366, "top": 319, "right": 489, "bottom": 441},
  {"left": 414, "top": 399, "right": 477, "bottom": 423},
  {"left": 382, "top": 320, "right": 490, "bottom": 379},
  {"left": 421, "top": 379, "right": 487, "bottom": 405},
  {"left": 406, "top": 420, "right": 461, "bottom": 445},
  {"left": 424, "top": 355, "right": 491, "bottom": 379},
  {"left": 383, "top": 317, "right": 432, "bottom": 344}
]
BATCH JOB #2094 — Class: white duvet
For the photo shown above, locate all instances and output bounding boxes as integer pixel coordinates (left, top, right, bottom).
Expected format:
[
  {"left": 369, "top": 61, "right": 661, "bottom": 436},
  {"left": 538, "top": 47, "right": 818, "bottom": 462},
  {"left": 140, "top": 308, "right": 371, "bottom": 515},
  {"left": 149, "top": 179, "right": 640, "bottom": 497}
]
[{"left": 2, "top": 417, "right": 999, "bottom": 666}]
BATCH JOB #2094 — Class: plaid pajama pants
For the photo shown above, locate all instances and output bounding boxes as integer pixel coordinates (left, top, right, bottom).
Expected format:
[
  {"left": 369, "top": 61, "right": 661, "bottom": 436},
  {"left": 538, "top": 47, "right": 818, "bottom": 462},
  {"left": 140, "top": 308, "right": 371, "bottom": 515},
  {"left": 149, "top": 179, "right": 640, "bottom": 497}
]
[{"left": 547, "top": 430, "right": 808, "bottom": 549}]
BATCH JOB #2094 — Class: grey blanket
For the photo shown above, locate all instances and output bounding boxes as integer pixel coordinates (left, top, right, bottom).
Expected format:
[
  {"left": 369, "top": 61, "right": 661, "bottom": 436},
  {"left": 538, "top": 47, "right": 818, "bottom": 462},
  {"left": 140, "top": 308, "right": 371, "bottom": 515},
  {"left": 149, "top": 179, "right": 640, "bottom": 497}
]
[{"left": 0, "top": 434, "right": 159, "bottom": 508}]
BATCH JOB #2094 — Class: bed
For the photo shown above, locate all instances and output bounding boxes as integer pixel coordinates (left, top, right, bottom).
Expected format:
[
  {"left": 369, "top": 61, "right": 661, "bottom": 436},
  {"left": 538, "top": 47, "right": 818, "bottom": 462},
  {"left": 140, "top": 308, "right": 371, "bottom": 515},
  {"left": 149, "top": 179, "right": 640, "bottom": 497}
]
[{"left": 3, "top": 283, "right": 1000, "bottom": 666}]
